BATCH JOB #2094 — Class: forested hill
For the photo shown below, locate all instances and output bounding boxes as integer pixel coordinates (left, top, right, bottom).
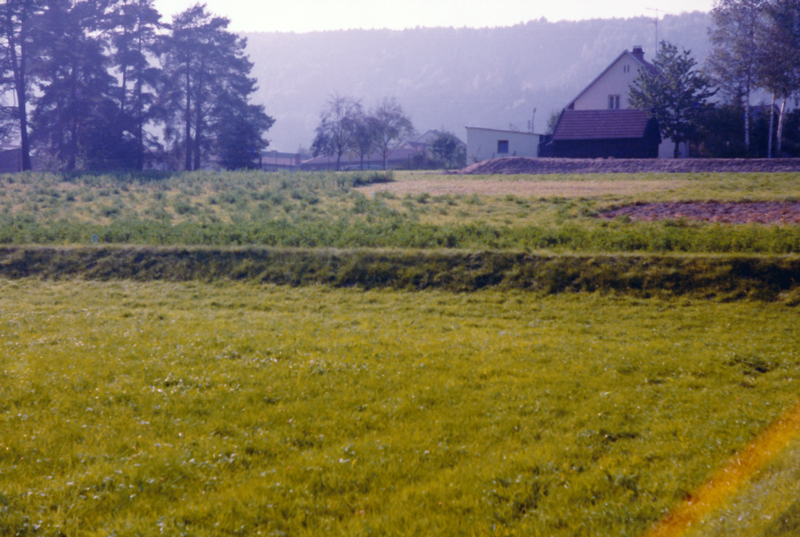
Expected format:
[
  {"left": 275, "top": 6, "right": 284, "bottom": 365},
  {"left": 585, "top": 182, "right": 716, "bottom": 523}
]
[{"left": 244, "top": 12, "right": 711, "bottom": 152}]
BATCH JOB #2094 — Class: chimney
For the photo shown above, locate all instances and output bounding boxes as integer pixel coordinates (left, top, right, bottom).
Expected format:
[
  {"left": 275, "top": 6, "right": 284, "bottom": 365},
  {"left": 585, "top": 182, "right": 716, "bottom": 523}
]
[{"left": 631, "top": 46, "right": 645, "bottom": 61}]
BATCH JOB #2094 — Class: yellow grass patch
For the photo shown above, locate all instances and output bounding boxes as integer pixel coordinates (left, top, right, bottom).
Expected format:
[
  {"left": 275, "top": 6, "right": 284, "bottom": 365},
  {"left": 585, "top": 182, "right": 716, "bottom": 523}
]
[
  {"left": 643, "top": 399, "right": 800, "bottom": 537},
  {"left": 360, "top": 179, "right": 691, "bottom": 198}
]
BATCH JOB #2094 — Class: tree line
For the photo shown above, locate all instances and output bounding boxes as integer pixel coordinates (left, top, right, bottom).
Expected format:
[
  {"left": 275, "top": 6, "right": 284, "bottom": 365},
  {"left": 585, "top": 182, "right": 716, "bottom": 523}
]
[
  {"left": 1, "top": 0, "right": 273, "bottom": 172},
  {"left": 310, "top": 94, "right": 414, "bottom": 171},
  {"left": 629, "top": 0, "right": 800, "bottom": 158},
  {"left": 310, "top": 94, "right": 466, "bottom": 171}
]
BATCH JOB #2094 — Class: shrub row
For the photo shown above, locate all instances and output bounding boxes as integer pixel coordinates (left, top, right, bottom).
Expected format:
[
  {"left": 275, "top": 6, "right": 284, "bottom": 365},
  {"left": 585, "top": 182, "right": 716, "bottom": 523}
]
[{"left": 1, "top": 246, "right": 798, "bottom": 300}]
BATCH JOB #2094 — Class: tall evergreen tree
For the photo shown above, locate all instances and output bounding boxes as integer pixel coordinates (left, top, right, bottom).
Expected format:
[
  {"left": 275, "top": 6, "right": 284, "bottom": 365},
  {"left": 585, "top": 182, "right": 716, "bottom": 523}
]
[
  {"left": 0, "top": 0, "right": 45, "bottom": 170},
  {"left": 160, "top": 3, "right": 270, "bottom": 171},
  {"left": 29, "top": 0, "right": 119, "bottom": 171},
  {"left": 103, "top": 0, "right": 163, "bottom": 170},
  {"left": 215, "top": 98, "right": 274, "bottom": 170}
]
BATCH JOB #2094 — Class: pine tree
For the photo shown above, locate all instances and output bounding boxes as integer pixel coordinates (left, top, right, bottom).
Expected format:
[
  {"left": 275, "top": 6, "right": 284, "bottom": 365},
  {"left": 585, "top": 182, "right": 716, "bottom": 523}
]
[
  {"left": 29, "top": 0, "right": 119, "bottom": 171},
  {"left": 103, "top": 0, "right": 163, "bottom": 170},
  {"left": 160, "top": 4, "right": 271, "bottom": 171},
  {"left": 0, "top": 0, "right": 45, "bottom": 170}
]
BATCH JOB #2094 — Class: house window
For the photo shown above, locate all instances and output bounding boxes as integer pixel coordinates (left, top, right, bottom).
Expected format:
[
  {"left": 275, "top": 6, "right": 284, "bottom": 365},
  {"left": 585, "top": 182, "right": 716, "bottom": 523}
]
[
  {"left": 497, "top": 140, "right": 509, "bottom": 154},
  {"left": 623, "top": 65, "right": 630, "bottom": 73},
  {"left": 608, "top": 95, "right": 620, "bottom": 109}
]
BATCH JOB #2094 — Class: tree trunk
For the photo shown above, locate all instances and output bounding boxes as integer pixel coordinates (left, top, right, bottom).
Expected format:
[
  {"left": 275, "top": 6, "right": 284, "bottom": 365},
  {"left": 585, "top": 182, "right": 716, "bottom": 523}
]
[
  {"left": 744, "top": 79, "right": 750, "bottom": 155},
  {"left": 193, "top": 105, "right": 202, "bottom": 171},
  {"left": 776, "top": 98, "right": 787, "bottom": 157},
  {"left": 193, "top": 68, "right": 204, "bottom": 171},
  {"left": 768, "top": 94, "right": 775, "bottom": 158},
  {"left": 184, "top": 70, "right": 192, "bottom": 171},
  {"left": 7, "top": 11, "right": 32, "bottom": 171}
]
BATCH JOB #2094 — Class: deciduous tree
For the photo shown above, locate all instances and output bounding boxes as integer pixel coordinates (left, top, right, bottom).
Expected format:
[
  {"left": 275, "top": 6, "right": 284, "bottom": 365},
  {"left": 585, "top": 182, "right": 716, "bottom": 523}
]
[
  {"left": 429, "top": 130, "right": 465, "bottom": 170},
  {"left": 374, "top": 97, "right": 414, "bottom": 170},
  {"left": 352, "top": 112, "right": 381, "bottom": 170},
  {"left": 708, "top": 0, "right": 769, "bottom": 154},
  {"left": 310, "top": 94, "right": 362, "bottom": 171},
  {"left": 759, "top": 0, "right": 800, "bottom": 156}
]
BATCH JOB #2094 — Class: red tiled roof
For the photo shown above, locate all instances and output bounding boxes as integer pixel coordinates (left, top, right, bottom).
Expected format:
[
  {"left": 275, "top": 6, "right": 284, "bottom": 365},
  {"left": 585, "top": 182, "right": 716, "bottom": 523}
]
[{"left": 552, "top": 109, "right": 652, "bottom": 140}]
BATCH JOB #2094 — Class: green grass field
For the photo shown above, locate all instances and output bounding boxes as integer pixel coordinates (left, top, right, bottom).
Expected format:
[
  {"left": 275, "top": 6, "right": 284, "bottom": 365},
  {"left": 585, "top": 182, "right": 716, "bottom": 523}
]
[
  {"left": 2, "top": 170, "right": 800, "bottom": 253},
  {"left": 2, "top": 170, "right": 799, "bottom": 535},
  {"left": 2, "top": 280, "right": 799, "bottom": 536}
]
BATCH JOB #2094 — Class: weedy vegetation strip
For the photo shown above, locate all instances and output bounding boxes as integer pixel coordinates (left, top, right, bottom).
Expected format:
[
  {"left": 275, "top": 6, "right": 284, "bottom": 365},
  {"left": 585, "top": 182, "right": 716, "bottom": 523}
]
[
  {"left": 1, "top": 246, "right": 799, "bottom": 300},
  {"left": 1, "top": 281, "right": 799, "bottom": 536},
  {"left": 2, "top": 170, "right": 800, "bottom": 253}
]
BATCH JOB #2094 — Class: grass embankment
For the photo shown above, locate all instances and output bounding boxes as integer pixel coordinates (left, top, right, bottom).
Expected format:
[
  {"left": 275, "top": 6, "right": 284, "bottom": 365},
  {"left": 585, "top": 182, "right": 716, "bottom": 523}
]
[
  {"left": 2, "top": 281, "right": 799, "bottom": 536},
  {"left": 1, "top": 246, "right": 800, "bottom": 301},
  {"left": 2, "top": 170, "right": 800, "bottom": 253}
]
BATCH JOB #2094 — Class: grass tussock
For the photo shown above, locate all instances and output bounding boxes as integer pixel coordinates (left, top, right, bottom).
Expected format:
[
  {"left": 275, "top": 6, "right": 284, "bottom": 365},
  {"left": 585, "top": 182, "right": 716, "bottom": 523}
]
[{"left": 1, "top": 281, "right": 799, "bottom": 536}]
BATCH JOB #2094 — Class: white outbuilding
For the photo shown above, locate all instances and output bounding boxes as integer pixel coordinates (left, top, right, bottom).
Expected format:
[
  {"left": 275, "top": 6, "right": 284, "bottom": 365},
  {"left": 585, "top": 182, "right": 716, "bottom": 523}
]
[{"left": 466, "top": 127, "right": 542, "bottom": 163}]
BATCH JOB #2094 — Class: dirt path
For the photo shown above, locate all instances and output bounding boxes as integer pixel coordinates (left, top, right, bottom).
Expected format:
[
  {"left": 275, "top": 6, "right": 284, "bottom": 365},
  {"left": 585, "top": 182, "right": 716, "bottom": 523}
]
[
  {"left": 458, "top": 157, "right": 800, "bottom": 175},
  {"left": 360, "top": 179, "right": 689, "bottom": 198}
]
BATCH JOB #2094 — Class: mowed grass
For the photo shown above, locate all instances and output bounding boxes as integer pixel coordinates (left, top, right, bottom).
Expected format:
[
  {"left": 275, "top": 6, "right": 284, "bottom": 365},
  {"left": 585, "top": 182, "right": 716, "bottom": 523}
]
[{"left": 2, "top": 280, "right": 799, "bottom": 536}]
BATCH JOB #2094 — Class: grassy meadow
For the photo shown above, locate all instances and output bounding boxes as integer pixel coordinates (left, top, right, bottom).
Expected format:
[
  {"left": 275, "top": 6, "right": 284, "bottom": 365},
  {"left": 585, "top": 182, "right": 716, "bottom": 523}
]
[
  {"left": 1, "top": 170, "right": 800, "bottom": 253},
  {"left": 2, "top": 280, "right": 800, "bottom": 536},
  {"left": 2, "top": 169, "right": 800, "bottom": 536}
]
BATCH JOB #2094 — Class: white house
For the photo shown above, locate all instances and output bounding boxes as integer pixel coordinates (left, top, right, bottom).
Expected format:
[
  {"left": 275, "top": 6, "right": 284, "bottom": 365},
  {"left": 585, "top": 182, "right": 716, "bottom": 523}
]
[
  {"left": 466, "top": 127, "right": 541, "bottom": 163},
  {"left": 564, "top": 46, "right": 687, "bottom": 159}
]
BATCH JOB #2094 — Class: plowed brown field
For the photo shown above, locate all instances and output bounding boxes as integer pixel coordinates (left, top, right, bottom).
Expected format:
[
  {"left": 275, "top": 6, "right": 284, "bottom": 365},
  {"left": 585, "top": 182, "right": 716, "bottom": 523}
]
[{"left": 598, "top": 201, "right": 800, "bottom": 224}]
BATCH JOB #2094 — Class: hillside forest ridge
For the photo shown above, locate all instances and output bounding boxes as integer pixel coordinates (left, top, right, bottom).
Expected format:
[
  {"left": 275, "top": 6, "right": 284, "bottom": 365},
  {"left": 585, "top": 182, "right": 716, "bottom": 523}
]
[{"left": 1, "top": 2, "right": 799, "bottom": 173}]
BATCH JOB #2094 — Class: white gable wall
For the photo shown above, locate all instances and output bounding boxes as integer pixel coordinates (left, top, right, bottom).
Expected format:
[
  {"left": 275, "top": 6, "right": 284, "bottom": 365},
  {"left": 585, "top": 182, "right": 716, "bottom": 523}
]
[
  {"left": 571, "top": 55, "right": 640, "bottom": 111},
  {"left": 466, "top": 128, "right": 540, "bottom": 162}
]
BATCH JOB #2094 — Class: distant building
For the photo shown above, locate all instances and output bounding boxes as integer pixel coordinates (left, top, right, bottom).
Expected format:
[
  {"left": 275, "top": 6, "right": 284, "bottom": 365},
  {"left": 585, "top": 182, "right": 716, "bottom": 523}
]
[
  {"left": 466, "top": 127, "right": 541, "bottom": 163},
  {"left": 260, "top": 150, "right": 302, "bottom": 171},
  {"left": 546, "top": 46, "right": 687, "bottom": 159}
]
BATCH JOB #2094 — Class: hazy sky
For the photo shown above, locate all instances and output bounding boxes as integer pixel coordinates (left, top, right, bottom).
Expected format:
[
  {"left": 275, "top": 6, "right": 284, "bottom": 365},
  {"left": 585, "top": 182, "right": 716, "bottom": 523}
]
[{"left": 152, "top": 0, "right": 715, "bottom": 33}]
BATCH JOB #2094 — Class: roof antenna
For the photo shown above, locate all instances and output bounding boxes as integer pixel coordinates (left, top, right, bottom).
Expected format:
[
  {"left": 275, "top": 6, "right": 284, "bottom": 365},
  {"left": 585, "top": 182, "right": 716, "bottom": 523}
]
[{"left": 646, "top": 8, "right": 674, "bottom": 53}]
